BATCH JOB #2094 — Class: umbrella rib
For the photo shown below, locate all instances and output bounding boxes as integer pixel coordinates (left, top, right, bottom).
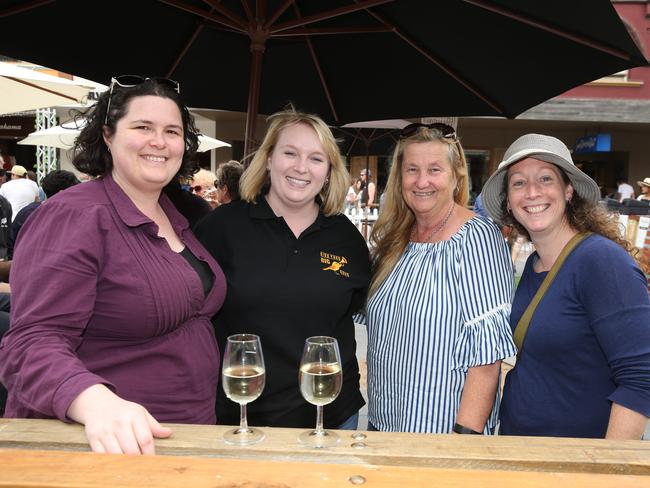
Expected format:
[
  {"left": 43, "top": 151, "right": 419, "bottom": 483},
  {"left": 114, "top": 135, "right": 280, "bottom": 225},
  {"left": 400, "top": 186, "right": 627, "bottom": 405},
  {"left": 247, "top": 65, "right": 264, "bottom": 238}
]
[
  {"left": 201, "top": 0, "right": 248, "bottom": 30},
  {"left": 271, "top": 26, "right": 392, "bottom": 37},
  {"left": 358, "top": 2, "right": 507, "bottom": 115},
  {"left": 6, "top": 77, "right": 78, "bottom": 103},
  {"left": 271, "top": 0, "right": 396, "bottom": 34},
  {"left": 158, "top": 0, "right": 247, "bottom": 32},
  {"left": 264, "top": 0, "right": 295, "bottom": 29},
  {"left": 292, "top": 3, "right": 339, "bottom": 123},
  {"left": 240, "top": 0, "right": 253, "bottom": 22},
  {"left": 0, "top": 0, "right": 54, "bottom": 19},
  {"left": 463, "top": 0, "right": 634, "bottom": 61},
  {"left": 166, "top": 21, "right": 207, "bottom": 78}
]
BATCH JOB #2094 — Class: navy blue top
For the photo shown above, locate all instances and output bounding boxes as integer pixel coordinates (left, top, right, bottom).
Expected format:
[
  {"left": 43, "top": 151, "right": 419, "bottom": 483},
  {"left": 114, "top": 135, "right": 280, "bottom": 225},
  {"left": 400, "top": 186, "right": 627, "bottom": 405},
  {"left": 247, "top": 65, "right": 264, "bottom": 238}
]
[{"left": 500, "top": 234, "right": 650, "bottom": 438}]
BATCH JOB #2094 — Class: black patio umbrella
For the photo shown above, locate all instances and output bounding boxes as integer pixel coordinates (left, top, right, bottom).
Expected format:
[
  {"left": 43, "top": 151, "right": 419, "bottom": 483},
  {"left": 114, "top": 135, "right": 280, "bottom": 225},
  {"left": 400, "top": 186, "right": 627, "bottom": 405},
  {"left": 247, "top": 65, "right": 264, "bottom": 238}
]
[{"left": 0, "top": 0, "right": 646, "bottom": 155}]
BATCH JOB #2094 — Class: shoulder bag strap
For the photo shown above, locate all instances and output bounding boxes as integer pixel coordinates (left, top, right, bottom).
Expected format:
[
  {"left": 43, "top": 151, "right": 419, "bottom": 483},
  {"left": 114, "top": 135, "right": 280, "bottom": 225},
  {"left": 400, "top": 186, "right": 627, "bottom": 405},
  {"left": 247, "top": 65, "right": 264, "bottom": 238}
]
[{"left": 513, "top": 232, "right": 592, "bottom": 358}]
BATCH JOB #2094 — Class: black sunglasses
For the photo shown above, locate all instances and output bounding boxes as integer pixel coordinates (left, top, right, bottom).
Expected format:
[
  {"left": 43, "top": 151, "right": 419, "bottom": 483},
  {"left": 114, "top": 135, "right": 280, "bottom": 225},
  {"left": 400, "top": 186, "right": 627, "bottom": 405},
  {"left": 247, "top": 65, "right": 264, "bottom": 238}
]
[
  {"left": 104, "top": 75, "right": 180, "bottom": 125},
  {"left": 400, "top": 123, "right": 457, "bottom": 140}
]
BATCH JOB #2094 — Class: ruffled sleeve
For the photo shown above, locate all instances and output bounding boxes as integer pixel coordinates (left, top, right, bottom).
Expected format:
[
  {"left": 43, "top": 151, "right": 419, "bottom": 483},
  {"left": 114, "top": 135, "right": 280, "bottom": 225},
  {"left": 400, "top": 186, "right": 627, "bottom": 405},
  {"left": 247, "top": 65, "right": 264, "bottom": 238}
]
[{"left": 452, "top": 218, "right": 517, "bottom": 369}]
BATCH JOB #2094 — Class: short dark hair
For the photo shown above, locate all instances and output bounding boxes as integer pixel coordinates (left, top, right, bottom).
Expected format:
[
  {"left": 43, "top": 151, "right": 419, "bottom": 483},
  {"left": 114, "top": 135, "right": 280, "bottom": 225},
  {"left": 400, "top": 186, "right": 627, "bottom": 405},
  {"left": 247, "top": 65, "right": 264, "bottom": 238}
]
[
  {"left": 72, "top": 79, "right": 200, "bottom": 180},
  {"left": 216, "top": 160, "right": 244, "bottom": 201},
  {"left": 41, "top": 170, "right": 80, "bottom": 198}
]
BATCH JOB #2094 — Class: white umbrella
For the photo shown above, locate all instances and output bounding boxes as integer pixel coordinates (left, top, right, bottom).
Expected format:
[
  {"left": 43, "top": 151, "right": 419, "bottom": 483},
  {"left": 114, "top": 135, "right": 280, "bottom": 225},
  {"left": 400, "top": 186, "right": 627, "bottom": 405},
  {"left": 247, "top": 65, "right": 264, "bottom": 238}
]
[
  {"left": 19, "top": 120, "right": 230, "bottom": 152},
  {"left": 0, "top": 61, "right": 95, "bottom": 115}
]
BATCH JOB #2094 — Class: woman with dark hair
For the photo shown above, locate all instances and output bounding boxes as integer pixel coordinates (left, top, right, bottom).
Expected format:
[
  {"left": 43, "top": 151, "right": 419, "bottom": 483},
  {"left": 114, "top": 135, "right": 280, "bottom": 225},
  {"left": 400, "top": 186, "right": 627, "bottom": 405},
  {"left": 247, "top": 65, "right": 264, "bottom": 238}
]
[
  {"left": 0, "top": 76, "right": 226, "bottom": 454},
  {"left": 481, "top": 133, "right": 650, "bottom": 439}
]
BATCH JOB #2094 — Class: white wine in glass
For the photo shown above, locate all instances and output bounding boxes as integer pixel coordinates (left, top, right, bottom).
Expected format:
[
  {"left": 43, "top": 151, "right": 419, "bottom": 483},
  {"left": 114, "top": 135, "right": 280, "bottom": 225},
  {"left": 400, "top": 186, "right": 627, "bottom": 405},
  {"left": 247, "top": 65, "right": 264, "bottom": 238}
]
[
  {"left": 222, "top": 334, "right": 265, "bottom": 445},
  {"left": 298, "top": 336, "right": 343, "bottom": 448}
]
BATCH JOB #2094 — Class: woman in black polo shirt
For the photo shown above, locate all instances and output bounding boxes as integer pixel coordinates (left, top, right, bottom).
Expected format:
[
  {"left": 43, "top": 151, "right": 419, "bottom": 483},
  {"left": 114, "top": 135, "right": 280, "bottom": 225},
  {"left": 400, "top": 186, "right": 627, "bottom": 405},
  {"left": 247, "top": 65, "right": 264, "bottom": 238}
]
[{"left": 195, "top": 108, "right": 371, "bottom": 429}]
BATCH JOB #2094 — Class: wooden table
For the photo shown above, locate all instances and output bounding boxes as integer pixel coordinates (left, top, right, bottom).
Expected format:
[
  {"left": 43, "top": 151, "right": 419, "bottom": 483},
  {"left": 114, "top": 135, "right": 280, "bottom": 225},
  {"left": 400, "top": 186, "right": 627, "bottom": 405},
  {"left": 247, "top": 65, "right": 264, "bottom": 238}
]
[{"left": 0, "top": 418, "right": 649, "bottom": 487}]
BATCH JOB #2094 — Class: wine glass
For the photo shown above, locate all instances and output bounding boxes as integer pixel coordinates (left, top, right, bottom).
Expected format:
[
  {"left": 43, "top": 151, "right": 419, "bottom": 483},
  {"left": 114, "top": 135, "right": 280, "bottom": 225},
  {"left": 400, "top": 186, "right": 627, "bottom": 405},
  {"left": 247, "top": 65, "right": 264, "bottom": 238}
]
[
  {"left": 221, "top": 333, "right": 266, "bottom": 445},
  {"left": 298, "top": 336, "right": 343, "bottom": 448}
]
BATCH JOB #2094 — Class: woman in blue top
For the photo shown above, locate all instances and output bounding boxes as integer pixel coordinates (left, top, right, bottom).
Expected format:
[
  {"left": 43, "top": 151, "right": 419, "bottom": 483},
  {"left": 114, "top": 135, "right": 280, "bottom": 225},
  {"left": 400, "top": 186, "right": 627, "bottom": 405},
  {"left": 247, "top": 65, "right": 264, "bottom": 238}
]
[
  {"left": 364, "top": 123, "right": 516, "bottom": 434},
  {"left": 482, "top": 133, "right": 650, "bottom": 439}
]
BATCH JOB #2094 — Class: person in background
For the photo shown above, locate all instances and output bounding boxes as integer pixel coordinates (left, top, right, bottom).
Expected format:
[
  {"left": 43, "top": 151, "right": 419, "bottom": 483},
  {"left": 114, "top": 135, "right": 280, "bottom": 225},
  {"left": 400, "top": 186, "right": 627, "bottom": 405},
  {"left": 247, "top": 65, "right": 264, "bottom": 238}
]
[
  {"left": 213, "top": 160, "right": 243, "bottom": 206},
  {"left": 191, "top": 168, "right": 219, "bottom": 208},
  {"left": 0, "top": 76, "right": 226, "bottom": 454},
  {"left": 617, "top": 178, "right": 635, "bottom": 202},
  {"left": 481, "top": 133, "right": 650, "bottom": 439},
  {"left": 0, "top": 194, "right": 11, "bottom": 261},
  {"left": 364, "top": 123, "right": 516, "bottom": 434},
  {"left": 359, "top": 168, "right": 376, "bottom": 208},
  {"left": 0, "top": 165, "right": 39, "bottom": 220},
  {"left": 636, "top": 177, "right": 650, "bottom": 201},
  {"left": 163, "top": 178, "right": 212, "bottom": 227},
  {"left": 11, "top": 170, "right": 80, "bottom": 254},
  {"left": 195, "top": 108, "right": 370, "bottom": 429},
  {"left": 346, "top": 177, "right": 358, "bottom": 212},
  {"left": 25, "top": 170, "right": 46, "bottom": 202}
]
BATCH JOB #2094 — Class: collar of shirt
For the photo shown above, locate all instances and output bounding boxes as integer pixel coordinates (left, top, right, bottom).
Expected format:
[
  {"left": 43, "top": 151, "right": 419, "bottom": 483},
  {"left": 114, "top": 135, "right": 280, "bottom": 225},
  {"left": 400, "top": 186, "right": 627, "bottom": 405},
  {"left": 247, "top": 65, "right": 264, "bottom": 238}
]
[
  {"left": 249, "top": 194, "right": 336, "bottom": 235},
  {"left": 102, "top": 173, "right": 189, "bottom": 235}
]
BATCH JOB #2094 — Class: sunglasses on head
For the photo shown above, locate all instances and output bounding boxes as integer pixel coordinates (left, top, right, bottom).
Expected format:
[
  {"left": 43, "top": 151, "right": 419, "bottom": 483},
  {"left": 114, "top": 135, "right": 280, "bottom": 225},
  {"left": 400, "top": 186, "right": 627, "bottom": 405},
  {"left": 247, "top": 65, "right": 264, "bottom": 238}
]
[
  {"left": 104, "top": 75, "right": 181, "bottom": 125},
  {"left": 400, "top": 123, "right": 457, "bottom": 140}
]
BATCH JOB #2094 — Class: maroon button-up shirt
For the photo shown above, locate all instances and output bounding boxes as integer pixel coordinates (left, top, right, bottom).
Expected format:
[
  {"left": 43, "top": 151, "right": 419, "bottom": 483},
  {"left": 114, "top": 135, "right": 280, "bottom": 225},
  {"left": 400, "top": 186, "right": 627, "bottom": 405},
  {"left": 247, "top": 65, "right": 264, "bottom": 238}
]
[{"left": 0, "top": 174, "right": 226, "bottom": 423}]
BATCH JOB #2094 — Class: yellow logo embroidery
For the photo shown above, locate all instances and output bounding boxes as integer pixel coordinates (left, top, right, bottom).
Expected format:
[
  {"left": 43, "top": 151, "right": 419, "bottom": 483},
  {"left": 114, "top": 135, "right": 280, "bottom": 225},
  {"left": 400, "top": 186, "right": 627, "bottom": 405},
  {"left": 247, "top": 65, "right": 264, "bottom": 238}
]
[{"left": 320, "top": 251, "right": 350, "bottom": 277}]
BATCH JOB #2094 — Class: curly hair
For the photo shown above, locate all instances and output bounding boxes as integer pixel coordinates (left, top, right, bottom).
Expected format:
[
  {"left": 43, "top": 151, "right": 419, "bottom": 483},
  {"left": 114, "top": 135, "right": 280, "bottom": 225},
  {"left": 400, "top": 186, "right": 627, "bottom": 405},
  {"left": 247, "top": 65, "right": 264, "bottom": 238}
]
[
  {"left": 368, "top": 127, "right": 469, "bottom": 296},
  {"left": 72, "top": 79, "right": 200, "bottom": 180},
  {"left": 500, "top": 169, "right": 648, "bottom": 275}
]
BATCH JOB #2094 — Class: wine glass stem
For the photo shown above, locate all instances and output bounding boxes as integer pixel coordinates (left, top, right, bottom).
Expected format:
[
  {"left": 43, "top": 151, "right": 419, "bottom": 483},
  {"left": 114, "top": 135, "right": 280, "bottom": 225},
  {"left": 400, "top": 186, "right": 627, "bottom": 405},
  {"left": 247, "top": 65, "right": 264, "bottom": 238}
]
[
  {"left": 315, "top": 405, "right": 325, "bottom": 435},
  {"left": 239, "top": 403, "right": 250, "bottom": 433}
]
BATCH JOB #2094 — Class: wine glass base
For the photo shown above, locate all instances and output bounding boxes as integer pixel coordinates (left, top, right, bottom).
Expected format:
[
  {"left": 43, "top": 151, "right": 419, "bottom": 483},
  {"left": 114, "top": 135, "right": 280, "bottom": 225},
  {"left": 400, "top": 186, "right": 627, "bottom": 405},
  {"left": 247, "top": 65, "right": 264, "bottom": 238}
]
[
  {"left": 222, "top": 427, "right": 265, "bottom": 445},
  {"left": 298, "top": 429, "right": 340, "bottom": 448}
]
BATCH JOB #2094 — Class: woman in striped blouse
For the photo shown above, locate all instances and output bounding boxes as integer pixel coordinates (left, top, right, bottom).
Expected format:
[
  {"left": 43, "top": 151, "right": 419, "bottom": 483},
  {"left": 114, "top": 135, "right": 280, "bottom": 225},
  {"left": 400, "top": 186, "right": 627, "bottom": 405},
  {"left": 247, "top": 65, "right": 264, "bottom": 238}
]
[{"left": 364, "top": 123, "right": 516, "bottom": 434}]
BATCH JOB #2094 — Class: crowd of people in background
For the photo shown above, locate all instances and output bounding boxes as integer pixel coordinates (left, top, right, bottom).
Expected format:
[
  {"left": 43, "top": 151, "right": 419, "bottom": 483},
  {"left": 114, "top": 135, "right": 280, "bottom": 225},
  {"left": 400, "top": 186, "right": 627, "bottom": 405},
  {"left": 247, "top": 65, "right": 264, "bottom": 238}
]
[{"left": 0, "top": 78, "right": 647, "bottom": 454}]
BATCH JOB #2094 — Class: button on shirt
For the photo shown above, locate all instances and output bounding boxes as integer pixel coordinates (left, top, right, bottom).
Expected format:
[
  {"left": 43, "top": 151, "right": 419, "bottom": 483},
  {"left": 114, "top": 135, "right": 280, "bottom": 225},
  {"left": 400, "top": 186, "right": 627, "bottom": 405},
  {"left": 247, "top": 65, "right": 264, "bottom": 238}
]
[
  {"left": 195, "top": 197, "right": 371, "bottom": 428},
  {"left": 0, "top": 174, "right": 227, "bottom": 423}
]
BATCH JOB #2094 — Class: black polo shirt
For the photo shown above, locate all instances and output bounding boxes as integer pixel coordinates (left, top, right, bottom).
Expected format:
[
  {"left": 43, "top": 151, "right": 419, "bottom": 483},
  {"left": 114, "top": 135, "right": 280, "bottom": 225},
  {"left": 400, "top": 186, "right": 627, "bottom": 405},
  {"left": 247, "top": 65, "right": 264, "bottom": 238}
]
[{"left": 194, "top": 197, "right": 370, "bottom": 428}]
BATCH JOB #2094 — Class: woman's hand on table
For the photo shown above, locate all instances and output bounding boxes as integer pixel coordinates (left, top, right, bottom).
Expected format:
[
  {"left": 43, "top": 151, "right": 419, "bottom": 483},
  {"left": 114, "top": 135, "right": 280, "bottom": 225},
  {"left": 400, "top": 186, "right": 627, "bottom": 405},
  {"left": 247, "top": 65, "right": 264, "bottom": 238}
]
[{"left": 67, "top": 384, "right": 172, "bottom": 455}]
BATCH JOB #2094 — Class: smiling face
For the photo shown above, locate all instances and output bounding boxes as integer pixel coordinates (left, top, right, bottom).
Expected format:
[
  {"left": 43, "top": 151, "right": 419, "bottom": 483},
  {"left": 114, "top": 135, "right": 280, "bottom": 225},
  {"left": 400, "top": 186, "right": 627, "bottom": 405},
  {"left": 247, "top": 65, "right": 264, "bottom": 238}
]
[
  {"left": 506, "top": 158, "right": 574, "bottom": 239},
  {"left": 401, "top": 140, "right": 456, "bottom": 220},
  {"left": 266, "top": 122, "right": 330, "bottom": 214},
  {"left": 103, "top": 95, "right": 184, "bottom": 195}
]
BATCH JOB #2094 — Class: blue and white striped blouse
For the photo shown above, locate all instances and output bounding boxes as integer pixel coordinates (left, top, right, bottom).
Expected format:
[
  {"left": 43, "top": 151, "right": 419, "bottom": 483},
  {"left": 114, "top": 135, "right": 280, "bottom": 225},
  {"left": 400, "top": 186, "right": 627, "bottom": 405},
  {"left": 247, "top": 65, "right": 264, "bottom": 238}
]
[{"left": 366, "top": 216, "right": 517, "bottom": 433}]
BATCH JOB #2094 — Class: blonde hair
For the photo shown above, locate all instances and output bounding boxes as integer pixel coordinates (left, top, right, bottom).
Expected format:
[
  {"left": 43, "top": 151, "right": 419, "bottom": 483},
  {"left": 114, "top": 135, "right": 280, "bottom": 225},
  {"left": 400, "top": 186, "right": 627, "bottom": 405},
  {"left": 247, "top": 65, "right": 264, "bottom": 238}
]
[
  {"left": 368, "top": 128, "right": 469, "bottom": 296},
  {"left": 191, "top": 168, "right": 217, "bottom": 189},
  {"left": 239, "top": 107, "right": 348, "bottom": 216}
]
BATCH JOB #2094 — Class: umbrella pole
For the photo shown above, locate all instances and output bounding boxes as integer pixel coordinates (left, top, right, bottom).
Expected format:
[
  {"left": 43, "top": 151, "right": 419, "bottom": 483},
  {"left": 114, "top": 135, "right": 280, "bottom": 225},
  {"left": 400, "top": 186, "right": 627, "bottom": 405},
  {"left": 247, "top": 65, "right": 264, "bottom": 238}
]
[{"left": 244, "top": 35, "right": 266, "bottom": 161}]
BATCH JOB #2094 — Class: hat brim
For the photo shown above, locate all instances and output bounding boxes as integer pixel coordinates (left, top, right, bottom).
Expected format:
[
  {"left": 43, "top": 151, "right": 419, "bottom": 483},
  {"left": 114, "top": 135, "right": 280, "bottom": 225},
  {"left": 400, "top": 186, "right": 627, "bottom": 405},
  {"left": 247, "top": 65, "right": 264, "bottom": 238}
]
[
  {"left": 638, "top": 181, "right": 650, "bottom": 188},
  {"left": 482, "top": 150, "right": 600, "bottom": 225}
]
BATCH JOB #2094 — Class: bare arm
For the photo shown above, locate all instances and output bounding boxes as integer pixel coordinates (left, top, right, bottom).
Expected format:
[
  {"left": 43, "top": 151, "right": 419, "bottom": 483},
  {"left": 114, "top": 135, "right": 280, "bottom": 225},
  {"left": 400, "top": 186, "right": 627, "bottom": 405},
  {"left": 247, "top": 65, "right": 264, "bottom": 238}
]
[
  {"left": 455, "top": 362, "right": 501, "bottom": 432},
  {"left": 67, "top": 384, "right": 172, "bottom": 455},
  {"left": 0, "top": 261, "right": 10, "bottom": 282},
  {"left": 605, "top": 402, "right": 648, "bottom": 440},
  {"left": 368, "top": 182, "right": 376, "bottom": 207}
]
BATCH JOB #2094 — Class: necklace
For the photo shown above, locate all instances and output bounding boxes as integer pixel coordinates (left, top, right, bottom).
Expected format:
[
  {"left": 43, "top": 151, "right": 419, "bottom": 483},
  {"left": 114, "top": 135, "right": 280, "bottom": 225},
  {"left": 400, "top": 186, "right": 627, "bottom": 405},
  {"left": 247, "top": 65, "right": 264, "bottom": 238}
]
[{"left": 411, "top": 202, "right": 455, "bottom": 243}]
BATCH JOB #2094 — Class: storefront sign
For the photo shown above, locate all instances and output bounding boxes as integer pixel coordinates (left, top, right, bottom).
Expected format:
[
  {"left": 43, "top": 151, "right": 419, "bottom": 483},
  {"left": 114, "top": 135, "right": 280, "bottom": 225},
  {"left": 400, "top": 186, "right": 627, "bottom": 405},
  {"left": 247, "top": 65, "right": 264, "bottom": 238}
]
[
  {"left": 575, "top": 133, "right": 611, "bottom": 153},
  {"left": 0, "top": 115, "right": 34, "bottom": 138}
]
